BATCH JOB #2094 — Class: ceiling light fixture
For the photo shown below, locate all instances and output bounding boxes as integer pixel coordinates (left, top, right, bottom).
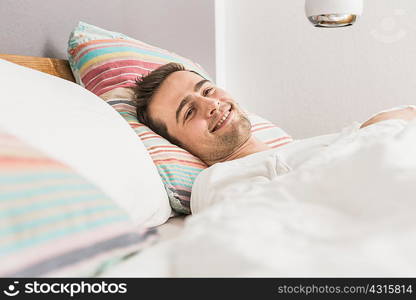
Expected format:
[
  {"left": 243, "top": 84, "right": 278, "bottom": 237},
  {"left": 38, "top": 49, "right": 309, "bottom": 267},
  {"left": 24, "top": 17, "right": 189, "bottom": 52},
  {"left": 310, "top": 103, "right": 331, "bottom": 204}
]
[{"left": 305, "top": 0, "right": 363, "bottom": 28}]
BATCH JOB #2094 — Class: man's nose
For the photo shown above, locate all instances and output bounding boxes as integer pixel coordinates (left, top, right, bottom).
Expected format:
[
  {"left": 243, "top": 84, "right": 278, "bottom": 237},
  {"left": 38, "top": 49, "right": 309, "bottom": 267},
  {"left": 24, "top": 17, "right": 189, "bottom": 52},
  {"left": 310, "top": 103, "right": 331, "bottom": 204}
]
[{"left": 200, "top": 97, "right": 220, "bottom": 117}]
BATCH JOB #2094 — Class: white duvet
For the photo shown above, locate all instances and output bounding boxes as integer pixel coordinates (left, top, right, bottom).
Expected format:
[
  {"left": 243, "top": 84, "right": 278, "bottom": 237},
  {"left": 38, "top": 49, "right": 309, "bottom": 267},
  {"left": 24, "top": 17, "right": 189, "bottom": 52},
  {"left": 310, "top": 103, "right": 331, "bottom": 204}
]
[
  {"left": 102, "top": 117, "right": 416, "bottom": 277},
  {"left": 170, "top": 119, "right": 416, "bottom": 277}
]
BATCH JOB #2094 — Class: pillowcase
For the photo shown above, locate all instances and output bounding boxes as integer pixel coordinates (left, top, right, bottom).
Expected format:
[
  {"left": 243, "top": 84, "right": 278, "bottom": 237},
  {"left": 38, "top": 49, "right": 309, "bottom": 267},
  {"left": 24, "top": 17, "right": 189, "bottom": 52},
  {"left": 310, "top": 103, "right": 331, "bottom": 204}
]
[
  {"left": 67, "top": 21, "right": 211, "bottom": 96},
  {"left": 0, "top": 58, "right": 171, "bottom": 227},
  {"left": 0, "top": 129, "right": 157, "bottom": 277},
  {"left": 67, "top": 22, "right": 293, "bottom": 214}
]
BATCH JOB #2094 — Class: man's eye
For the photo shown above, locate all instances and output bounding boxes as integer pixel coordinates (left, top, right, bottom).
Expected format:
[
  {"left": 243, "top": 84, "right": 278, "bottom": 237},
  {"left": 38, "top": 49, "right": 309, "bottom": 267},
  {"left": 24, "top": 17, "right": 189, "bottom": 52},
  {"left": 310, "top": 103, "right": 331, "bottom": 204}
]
[
  {"left": 203, "top": 87, "right": 215, "bottom": 97},
  {"left": 185, "top": 108, "right": 194, "bottom": 120}
]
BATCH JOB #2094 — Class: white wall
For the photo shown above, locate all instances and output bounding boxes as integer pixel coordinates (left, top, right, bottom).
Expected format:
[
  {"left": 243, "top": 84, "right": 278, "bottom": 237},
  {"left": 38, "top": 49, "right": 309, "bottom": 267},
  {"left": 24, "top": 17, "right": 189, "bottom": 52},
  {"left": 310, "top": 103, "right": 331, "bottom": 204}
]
[
  {"left": 216, "top": 0, "right": 416, "bottom": 138},
  {"left": 0, "top": 0, "right": 216, "bottom": 80}
]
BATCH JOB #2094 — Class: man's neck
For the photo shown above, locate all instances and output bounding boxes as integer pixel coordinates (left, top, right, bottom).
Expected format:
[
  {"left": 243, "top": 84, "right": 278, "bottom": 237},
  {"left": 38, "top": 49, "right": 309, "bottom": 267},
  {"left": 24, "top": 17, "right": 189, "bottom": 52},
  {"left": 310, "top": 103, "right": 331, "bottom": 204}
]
[{"left": 206, "top": 136, "right": 271, "bottom": 166}]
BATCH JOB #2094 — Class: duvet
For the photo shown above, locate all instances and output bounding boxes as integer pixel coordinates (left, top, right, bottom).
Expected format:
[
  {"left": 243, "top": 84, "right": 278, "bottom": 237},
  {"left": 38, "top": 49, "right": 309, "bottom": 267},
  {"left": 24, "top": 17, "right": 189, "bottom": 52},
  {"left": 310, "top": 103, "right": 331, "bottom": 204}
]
[{"left": 168, "top": 119, "right": 416, "bottom": 277}]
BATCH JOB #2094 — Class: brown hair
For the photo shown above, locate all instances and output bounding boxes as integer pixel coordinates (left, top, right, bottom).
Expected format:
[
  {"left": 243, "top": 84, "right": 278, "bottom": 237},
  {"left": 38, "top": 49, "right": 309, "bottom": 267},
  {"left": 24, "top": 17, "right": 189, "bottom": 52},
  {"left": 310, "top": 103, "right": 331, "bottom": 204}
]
[{"left": 133, "top": 62, "right": 186, "bottom": 146}]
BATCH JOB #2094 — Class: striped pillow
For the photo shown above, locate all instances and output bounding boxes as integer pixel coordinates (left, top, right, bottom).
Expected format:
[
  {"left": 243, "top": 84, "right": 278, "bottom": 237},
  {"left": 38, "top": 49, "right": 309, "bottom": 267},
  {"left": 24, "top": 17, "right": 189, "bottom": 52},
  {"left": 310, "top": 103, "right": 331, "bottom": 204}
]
[
  {"left": 67, "top": 22, "right": 293, "bottom": 214},
  {"left": 108, "top": 100, "right": 292, "bottom": 214},
  {"left": 67, "top": 21, "right": 211, "bottom": 95},
  {"left": 0, "top": 130, "right": 157, "bottom": 277}
]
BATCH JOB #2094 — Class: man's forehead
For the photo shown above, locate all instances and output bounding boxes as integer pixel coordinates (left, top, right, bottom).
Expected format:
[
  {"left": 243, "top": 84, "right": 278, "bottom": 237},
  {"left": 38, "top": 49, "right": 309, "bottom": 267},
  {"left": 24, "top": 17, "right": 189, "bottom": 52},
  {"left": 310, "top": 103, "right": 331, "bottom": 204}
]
[
  {"left": 156, "top": 71, "right": 202, "bottom": 100},
  {"left": 148, "top": 71, "right": 204, "bottom": 120},
  {"left": 164, "top": 70, "right": 204, "bottom": 85}
]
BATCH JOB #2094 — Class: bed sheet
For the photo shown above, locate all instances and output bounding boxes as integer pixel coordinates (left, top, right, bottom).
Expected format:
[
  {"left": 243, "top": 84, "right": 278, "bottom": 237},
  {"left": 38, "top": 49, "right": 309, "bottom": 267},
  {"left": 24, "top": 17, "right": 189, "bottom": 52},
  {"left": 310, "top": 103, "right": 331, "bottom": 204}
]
[
  {"left": 98, "top": 216, "right": 186, "bottom": 277},
  {"left": 99, "top": 118, "right": 416, "bottom": 277},
  {"left": 168, "top": 119, "right": 416, "bottom": 277}
]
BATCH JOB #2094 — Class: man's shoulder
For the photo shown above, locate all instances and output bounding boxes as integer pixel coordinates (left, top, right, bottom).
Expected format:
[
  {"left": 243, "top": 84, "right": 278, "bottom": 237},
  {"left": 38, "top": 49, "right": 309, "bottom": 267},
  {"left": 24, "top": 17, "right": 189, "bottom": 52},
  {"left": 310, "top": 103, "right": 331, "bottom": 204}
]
[
  {"left": 191, "top": 147, "right": 287, "bottom": 213},
  {"left": 193, "top": 148, "right": 281, "bottom": 189},
  {"left": 199, "top": 148, "right": 279, "bottom": 178}
]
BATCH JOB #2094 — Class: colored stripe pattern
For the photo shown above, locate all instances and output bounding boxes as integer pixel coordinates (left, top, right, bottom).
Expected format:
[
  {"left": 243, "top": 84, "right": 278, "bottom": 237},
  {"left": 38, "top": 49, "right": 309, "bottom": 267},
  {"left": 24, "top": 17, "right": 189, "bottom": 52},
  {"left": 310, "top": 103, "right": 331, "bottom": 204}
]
[
  {"left": 67, "top": 22, "right": 211, "bottom": 96},
  {"left": 0, "top": 131, "right": 157, "bottom": 277}
]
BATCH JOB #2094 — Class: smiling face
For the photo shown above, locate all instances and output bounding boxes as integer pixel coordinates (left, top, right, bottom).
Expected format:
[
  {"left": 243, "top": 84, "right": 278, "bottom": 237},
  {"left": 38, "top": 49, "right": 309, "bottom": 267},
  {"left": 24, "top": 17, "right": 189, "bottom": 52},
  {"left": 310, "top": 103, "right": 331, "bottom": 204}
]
[{"left": 147, "top": 70, "right": 251, "bottom": 164}]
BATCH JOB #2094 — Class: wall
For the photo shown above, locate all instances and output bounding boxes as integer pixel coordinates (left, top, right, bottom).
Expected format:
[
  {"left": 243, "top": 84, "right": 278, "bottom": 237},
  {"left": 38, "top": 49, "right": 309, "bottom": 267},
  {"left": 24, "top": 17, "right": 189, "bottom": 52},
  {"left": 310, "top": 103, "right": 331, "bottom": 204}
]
[
  {"left": 216, "top": 0, "right": 416, "bottom": 138},
  {"left": 0, "top": 0, "right": 216, "bottom": 80}
]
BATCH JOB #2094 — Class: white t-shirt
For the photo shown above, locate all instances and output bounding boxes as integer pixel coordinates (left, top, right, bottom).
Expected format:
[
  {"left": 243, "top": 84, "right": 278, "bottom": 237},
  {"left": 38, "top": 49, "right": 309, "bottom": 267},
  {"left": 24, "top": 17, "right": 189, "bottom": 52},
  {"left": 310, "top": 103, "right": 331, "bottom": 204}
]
[{"left": 190, "top": 133, "right": 339, "bottom": 213}]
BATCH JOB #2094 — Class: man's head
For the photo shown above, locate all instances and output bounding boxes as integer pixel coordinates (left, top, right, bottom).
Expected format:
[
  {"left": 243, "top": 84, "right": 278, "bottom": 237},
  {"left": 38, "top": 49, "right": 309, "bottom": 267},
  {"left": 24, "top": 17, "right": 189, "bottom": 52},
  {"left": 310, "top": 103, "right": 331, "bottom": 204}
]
[{"left": 134, "top": 63, "right": 252, "bottom": 165}]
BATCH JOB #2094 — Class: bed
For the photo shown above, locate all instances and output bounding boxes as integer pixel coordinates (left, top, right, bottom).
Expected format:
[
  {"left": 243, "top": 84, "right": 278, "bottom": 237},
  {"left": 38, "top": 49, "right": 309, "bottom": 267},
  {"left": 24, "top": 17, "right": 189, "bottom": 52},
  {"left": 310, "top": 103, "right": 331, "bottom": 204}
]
[{"left": 2, "top": 30, "right": 416, "bottom": 278}]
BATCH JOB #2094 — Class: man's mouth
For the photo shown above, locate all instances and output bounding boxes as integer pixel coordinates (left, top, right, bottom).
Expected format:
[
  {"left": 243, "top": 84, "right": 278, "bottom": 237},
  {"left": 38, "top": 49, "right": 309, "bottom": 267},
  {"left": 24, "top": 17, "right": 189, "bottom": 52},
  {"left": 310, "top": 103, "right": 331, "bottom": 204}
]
[{"left": 211, "top": 107, "right": 232, "bottom": 133}]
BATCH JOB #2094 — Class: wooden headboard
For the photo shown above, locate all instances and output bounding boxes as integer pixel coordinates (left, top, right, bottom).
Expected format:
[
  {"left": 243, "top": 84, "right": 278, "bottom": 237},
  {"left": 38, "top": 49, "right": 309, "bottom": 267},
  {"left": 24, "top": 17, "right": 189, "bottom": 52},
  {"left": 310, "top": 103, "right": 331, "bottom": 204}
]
[{"left": 0, "top": 54, "right": 75, "bottom": 82}]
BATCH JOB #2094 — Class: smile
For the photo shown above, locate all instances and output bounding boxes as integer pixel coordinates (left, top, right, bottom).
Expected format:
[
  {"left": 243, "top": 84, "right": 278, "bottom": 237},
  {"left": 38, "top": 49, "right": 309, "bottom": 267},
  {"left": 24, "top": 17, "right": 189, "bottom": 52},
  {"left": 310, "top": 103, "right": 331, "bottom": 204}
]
[{"left": 212, "top": 108, "right": 232, "bottom": 132}]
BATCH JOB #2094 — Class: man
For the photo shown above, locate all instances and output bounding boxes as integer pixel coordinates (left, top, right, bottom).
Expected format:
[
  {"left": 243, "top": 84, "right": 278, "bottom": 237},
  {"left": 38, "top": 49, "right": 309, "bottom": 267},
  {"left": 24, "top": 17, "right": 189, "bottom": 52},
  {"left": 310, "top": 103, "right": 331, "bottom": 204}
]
[
  {"left": 134, "top": 63, "right": 269, "bottom": 166},
  {"left": 135, "top": 63, "right": 416, "bottom": 213},
  {"left": 134, "top": 64, "right": 416, "bottom": 276},
  {"left": 134, "top": 62, "right": 416, "bottom": 166}
]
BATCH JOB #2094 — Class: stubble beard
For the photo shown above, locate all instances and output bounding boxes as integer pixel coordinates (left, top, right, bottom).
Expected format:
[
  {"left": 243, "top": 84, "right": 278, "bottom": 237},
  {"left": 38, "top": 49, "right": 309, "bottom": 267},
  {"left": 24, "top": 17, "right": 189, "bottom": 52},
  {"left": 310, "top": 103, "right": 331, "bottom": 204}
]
[{"left": 203, "top": 113, "right": 252, "bottom": 163}]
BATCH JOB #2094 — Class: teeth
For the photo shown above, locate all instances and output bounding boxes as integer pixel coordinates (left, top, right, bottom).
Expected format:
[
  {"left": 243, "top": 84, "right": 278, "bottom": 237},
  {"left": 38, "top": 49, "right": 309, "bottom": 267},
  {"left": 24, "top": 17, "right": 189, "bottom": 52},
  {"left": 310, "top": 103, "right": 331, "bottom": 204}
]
[{"left": 213, "top": 110, "right": 230, "bottom": 131}]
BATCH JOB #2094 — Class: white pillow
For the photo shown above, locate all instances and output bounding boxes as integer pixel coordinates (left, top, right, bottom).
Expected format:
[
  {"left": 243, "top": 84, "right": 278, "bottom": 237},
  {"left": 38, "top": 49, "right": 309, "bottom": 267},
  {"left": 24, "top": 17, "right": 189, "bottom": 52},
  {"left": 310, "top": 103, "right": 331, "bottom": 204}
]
[{"left": 0, "top": 59, "right": 171, "bottom": 227}]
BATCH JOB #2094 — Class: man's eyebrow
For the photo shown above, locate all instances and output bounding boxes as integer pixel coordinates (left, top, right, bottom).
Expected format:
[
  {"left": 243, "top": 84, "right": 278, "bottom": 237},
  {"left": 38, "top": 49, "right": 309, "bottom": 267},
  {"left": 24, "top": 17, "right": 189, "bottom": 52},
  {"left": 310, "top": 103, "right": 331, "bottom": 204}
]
[
  {"left": 175, "top": 79, "right": 211, "bottom": 123},
  {"left": 194, "top": 79, "right": 210, "bottom": 92}
]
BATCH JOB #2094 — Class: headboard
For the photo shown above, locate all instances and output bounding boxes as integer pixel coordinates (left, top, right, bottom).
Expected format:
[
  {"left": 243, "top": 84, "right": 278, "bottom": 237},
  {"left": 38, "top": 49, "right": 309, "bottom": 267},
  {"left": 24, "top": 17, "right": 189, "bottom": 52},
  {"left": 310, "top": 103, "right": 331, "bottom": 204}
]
[{"left": 0, "top": 54, "right": 75, "bottom": 82}]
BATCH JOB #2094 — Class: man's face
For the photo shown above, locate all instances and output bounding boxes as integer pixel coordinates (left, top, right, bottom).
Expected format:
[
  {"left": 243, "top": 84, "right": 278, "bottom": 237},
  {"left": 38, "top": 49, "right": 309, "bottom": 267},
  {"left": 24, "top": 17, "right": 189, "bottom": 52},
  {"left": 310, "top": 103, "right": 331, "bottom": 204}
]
[{"left": 148, "top": 71, "right": 251, "bottom": 163}]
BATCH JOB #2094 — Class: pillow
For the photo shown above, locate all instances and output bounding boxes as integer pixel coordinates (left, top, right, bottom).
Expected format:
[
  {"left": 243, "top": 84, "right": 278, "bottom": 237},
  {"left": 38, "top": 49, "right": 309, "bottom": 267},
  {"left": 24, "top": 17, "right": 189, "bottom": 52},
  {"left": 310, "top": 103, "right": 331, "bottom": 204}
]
[
  {"left": 0, "top": 59, "right": 171, "bottom": 227},
  {"left": 67, "top": 21, "right": 211, "bottom": 96},
  {"left": 67, "top": 22, "right": 293, "bottom": 214},
  {"left": 0, "top": 129, "right": 157, "bottom": 277}
]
